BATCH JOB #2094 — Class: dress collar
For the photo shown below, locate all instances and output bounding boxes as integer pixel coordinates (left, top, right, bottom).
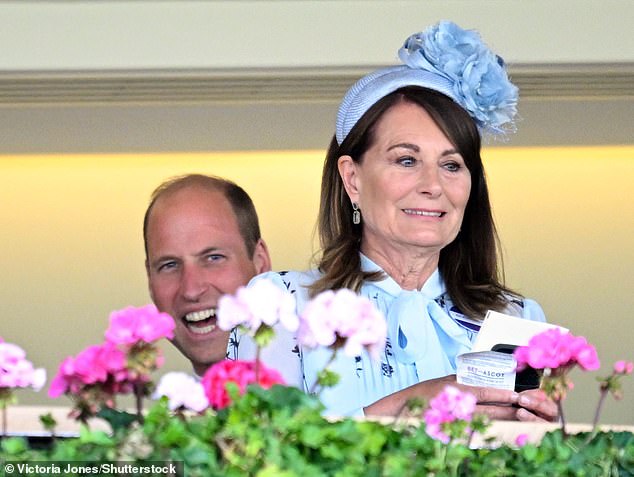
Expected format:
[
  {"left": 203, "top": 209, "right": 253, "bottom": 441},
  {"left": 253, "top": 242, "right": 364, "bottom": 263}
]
[{"left": 360, "top": 253, "right": 445, "bottom": 299}]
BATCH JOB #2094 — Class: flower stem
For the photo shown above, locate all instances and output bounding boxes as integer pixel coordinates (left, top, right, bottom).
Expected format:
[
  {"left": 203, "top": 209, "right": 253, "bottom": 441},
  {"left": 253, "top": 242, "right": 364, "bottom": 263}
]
[
  {"left": 466, "top": 428, "right": 475, "bottom": 449},
  {"left": 557, "top": 398, "right": 567, "bottom": 438},
  {"left": 1, "top": 402, "right": 6, "bottom": 437},
  {"left": 309, "top": 348, "right": 338, "bottom": 394},
  {"left": 393, "top": 401, "right": 409, "bottom": 426},
  {"left": 591, "top": 387, "right": 608, "bottom": 433},
  {"left": 255, "top": 346, "right": 261, "bottom": 383},
  {"left": 134, "top": 382, "right": 145, "bottom": 424},
  {"left": 438, "top": 441, "right": 448, "bottom": 473}
]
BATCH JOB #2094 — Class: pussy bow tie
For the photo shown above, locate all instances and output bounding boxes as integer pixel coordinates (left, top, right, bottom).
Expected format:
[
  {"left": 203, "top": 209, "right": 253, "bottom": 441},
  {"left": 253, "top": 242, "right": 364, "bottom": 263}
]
[{"left": 386, "top": 290, "right": 472, "bottom": 381}]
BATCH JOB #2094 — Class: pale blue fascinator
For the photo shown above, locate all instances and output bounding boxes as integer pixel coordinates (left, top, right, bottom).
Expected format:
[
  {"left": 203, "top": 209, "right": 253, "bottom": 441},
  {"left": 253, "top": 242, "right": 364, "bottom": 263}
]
[{"left": 335, "top": 21, "right": 519, "bottom": 145}]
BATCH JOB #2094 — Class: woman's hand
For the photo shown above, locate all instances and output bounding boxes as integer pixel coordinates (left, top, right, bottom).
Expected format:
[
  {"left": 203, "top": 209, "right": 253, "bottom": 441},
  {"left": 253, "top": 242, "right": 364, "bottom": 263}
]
[
  {"left": 514, "top": 389, "right": 558, "bottom": 422},
  {"left": 462, "top": 384, "right": 557, "bottom": 421},
  {"left": 363, "top": 375, "right": 558, "bottom": 422},
  {"left": 364, "top": 375, "right": 518, "bottom": 418}
]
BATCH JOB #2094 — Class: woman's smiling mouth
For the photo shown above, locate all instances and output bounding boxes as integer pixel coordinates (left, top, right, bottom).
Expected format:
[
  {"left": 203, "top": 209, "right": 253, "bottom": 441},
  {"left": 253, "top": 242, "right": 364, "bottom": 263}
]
[{"left": 402, "top": 209, "right": 445, "bottom": 217}]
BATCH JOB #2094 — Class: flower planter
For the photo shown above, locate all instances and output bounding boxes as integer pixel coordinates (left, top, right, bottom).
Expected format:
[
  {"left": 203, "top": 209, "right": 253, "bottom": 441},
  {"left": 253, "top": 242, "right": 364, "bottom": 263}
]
[
  {"left": 3, "top": 305, "right": 633, "bottom": 476},
  {"left": 476, "top": 420, "right": 634, "bottom": 446},
  {"left": 3, "top": 398, "right": 633, "bottom": 476},
  {"left": 4, "top": 405, "right": 108, "bottom": 437}
]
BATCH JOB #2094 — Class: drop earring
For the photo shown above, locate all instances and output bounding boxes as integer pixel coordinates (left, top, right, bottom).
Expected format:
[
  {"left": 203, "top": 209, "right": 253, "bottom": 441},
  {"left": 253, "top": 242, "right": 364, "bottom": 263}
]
[{"left": 352, "top": 202, "right": 361, "bottom": 225}]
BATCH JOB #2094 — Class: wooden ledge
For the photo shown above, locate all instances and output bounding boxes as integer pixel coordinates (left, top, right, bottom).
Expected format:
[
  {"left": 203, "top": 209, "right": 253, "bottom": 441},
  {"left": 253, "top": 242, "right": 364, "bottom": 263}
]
[{"left": 5, "top": 405, "right": 633, "bottom": 445}]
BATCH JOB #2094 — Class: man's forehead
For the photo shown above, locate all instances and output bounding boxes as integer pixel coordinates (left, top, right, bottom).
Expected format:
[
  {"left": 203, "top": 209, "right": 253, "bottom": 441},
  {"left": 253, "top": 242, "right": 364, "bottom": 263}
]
[
  {"left": 150, "top": 187, "right": 234, "bottom": 222},
  {"left": 156, "top": 184, "right": 224, "bottom": 207},
  {"left": 146, "top": 186, "right": 247, "bottom": 253}
]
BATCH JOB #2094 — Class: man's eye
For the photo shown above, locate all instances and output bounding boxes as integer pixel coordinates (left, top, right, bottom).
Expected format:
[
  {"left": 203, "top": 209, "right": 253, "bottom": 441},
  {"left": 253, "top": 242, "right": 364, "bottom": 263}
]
[
  {"left": 157, "top": 262, "right": 177, "bottom": 272},
  {"left": 205, "top": 254, "right": 225, "bottom": 262}
]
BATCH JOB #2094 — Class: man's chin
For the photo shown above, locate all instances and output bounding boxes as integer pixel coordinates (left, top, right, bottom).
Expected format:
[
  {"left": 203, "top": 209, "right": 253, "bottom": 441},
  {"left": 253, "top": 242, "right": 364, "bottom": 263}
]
[{"left": 172, "top": 334, "right": 229, "bottom": 372}]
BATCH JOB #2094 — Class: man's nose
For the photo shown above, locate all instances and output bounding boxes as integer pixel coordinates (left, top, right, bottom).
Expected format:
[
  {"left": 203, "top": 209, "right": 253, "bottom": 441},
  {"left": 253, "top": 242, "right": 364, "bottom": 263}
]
[{"left": 179, "top": 265, "right": 209, "bottom": 302}]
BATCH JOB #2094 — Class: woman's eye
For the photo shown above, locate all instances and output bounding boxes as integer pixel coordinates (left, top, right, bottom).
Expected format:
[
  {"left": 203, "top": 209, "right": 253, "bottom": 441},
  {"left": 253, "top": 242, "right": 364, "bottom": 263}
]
[
  {"left": 397, "top": 156, "right": 416, "bottom": 167},
  {"left": 442, "top": 161, "right": 462, "bottom": 172}
]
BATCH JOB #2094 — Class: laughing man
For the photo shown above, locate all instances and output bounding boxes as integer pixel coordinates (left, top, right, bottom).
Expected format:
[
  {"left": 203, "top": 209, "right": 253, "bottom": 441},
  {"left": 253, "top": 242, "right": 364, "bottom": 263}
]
[{"left": 143, "top": 174, "right": 272, "bottom": 377}]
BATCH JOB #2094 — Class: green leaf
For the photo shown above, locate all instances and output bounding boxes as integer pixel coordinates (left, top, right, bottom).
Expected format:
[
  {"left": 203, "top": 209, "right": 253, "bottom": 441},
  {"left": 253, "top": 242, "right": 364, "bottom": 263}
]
[
  {"left": 306, "top": 425, "right": 330, "bottom": 448},
  {"left": 78, "top": 425, "right": 114, "bottom": 446},
  {"left": 256, "top": 464, "right": 296, "bottom": 477},
  {"left": 97, "top": 407, "right": 138, "bottom": 432},
  {"left": 0, "top": 436, "right": 29, "bottom": 455},
  {"left": 316, "top": 369, "right": 340, "bottom": 388},
  {"left": 39, "top": 412, "right": 57, "bottom": 432}
]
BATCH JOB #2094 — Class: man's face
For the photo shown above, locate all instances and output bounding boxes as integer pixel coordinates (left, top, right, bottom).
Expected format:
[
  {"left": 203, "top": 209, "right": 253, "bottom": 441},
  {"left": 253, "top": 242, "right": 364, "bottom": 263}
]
[{"left": 145, "top": 186, "right": 270, "bottom": 376}]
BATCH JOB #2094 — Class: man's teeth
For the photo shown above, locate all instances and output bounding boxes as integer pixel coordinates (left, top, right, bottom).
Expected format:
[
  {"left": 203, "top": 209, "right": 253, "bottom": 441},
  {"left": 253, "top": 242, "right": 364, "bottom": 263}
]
[
  {"left": 404, "top": 209, "right": 443, "bottom": 217},
  {"left": 184, "top": 309, "right": 217, "bottom": 334},
  {"left": 190, "top": 324, "right": 216, "bottom": 335},
  {"left": 185, "top": 309, "right": 216, "bottom": 322}
]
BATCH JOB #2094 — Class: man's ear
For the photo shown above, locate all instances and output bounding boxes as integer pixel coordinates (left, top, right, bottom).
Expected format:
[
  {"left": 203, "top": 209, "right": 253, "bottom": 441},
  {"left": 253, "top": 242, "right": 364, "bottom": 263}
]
[
  {"left": 145, "top": 259, "right": 156, "bottom": 302},
  {"left": 252, "top": 239, "right": 272, "bottom": 274},
  {"left": 337, "top": 155, "right": 360, "bottom": 203}
]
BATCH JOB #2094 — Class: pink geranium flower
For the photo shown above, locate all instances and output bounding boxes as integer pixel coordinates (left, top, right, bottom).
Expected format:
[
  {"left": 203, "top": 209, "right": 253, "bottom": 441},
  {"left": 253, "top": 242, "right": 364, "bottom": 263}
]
[
  {"left": 514, "top": 328, "right": 600, "bottom": 372},
  {"left": 614, "top": 360, "right": 634, "bottom": 375},
  {"left": 297, "top": 288, "right": 387, "bottom": 359},
  {"left": 424, "top": 385, "right": 477, "bottom": 443},
  {"left": 105, "top": 304, "right": 175, "bottom": 345},
  {"left": 515, "top": 433, "right": 529, "bottom": 447},
  {"left": 201, "top": 360, "right": 285, "bottom": 410},
  {"left": 217, "top": 279, "right": 299, "bottom": 334},
  {"left": 0, "top": 338, "right": 46, "bottom": 391},
  {"left": 49, "top": 342, "right": 128, "bottom": 398}
]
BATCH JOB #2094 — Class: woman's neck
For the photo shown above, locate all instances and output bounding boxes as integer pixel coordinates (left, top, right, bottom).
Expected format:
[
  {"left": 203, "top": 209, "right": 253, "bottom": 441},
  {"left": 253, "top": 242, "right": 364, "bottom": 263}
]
[{"left": 361, "top": 242, "right": 440, "bottom": 291}]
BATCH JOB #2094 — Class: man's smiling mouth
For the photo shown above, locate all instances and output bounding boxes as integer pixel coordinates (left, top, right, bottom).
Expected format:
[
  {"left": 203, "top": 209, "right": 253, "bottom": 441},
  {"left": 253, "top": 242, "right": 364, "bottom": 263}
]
[{"left": 183, "top": 308, "right": 217, "bottom": 335}]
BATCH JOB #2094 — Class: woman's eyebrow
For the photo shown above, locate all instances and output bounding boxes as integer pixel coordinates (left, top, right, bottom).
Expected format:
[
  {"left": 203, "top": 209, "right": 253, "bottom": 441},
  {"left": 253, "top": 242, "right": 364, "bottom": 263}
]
[
  {"left": 387, "top": 143, "right": 460, "bottom": 157},
  {"left": 440, "top": 148, "right": 460, "bottom": 157},
  {"left": 387, "top": 143, "right": 420, "bottom": 153}
]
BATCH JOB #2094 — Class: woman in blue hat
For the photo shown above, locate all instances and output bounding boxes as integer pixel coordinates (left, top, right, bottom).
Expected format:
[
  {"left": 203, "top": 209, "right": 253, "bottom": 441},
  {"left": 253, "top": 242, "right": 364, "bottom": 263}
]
[{"left": 236, "top": 21, "right": 557, "bottom": 422}]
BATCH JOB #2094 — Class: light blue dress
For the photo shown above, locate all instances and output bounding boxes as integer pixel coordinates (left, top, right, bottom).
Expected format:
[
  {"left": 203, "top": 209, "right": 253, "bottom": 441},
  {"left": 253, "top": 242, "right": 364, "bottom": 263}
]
[{"left": 228, "top": 254, "right": 546, "bottom": 416}]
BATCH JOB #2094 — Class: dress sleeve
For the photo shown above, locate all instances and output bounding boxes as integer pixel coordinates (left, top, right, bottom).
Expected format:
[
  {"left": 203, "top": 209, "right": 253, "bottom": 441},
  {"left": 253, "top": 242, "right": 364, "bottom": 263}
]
[{"left": 521, "top": 298, "right": 547, "bottom": 323}]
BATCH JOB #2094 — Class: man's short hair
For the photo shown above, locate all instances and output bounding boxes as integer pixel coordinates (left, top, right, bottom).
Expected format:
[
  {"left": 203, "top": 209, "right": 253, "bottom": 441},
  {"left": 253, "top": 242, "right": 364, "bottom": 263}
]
[{"left": 143, "top": 174, "right": 262, "bottom": 258}]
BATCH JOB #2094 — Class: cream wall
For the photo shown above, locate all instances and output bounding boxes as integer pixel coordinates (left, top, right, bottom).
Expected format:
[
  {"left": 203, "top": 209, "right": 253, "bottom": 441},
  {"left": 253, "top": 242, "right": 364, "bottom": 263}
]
[
  {"left": 2, "top": 0, "right": 634, "bottom": 68},
  {"left": 1, "top": 0, "right": 632, "bottom": 427},
  {"left": 2, "top": 147, "right": 633, "bottom": 424}
]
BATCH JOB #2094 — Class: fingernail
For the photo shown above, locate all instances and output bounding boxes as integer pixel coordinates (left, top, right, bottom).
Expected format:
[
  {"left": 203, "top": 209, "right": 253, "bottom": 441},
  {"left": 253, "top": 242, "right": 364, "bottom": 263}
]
[
  {"left": 518, "top": 395, "right": 530, "bottom": 406},
  {"left": 517, "top": 407, "right": 530, "bottom": 419}
]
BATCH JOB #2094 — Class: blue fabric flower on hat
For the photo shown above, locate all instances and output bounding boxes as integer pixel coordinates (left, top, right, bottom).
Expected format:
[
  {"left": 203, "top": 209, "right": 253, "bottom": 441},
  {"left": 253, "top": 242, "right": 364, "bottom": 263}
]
[
  {"left": 398, "top": 21, "right": 519, "bottom": 135},
  {"left": 400, "top": 21, "right": 483, "bottom": 81}
]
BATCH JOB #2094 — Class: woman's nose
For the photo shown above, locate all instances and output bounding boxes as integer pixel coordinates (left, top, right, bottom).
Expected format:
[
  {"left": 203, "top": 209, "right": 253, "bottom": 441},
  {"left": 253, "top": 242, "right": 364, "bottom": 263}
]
[{"left": 417, "top": 166, "right": 442, "bottom": 196}]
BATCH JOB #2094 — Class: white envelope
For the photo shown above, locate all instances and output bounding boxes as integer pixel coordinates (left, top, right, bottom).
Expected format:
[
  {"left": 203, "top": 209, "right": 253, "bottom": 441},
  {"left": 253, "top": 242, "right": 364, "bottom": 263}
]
[{"left": 471, "top": 310, "right": 568, "bottom": 352}]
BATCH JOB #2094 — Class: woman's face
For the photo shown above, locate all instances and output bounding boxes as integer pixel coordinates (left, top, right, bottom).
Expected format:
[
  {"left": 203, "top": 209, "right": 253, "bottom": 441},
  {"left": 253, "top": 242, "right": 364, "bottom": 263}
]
[{"left": 338, "top": 100, "right": 471, "bottom": 257}]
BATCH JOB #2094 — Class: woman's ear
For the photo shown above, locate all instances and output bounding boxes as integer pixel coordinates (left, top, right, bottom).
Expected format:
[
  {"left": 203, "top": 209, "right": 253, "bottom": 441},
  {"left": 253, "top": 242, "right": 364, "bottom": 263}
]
[{"left": 337, "top": 155, "right": 360, "bottom": 203}]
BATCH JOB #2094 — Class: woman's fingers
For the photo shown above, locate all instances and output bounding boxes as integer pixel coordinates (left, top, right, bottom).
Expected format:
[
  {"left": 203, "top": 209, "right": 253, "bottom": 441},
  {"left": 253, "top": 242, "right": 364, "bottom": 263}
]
[{"left": 517, "top": 389, "right": 559, "bottom": 421}]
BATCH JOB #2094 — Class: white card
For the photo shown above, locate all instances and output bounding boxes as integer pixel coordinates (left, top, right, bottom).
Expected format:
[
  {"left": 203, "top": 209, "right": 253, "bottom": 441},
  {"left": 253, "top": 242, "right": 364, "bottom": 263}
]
[
  {"left": 456, "top": 351, "right": 518, "bottom": 390},
  {"left": 471, "top": 310, "right": 568, "bottom": 352}
]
